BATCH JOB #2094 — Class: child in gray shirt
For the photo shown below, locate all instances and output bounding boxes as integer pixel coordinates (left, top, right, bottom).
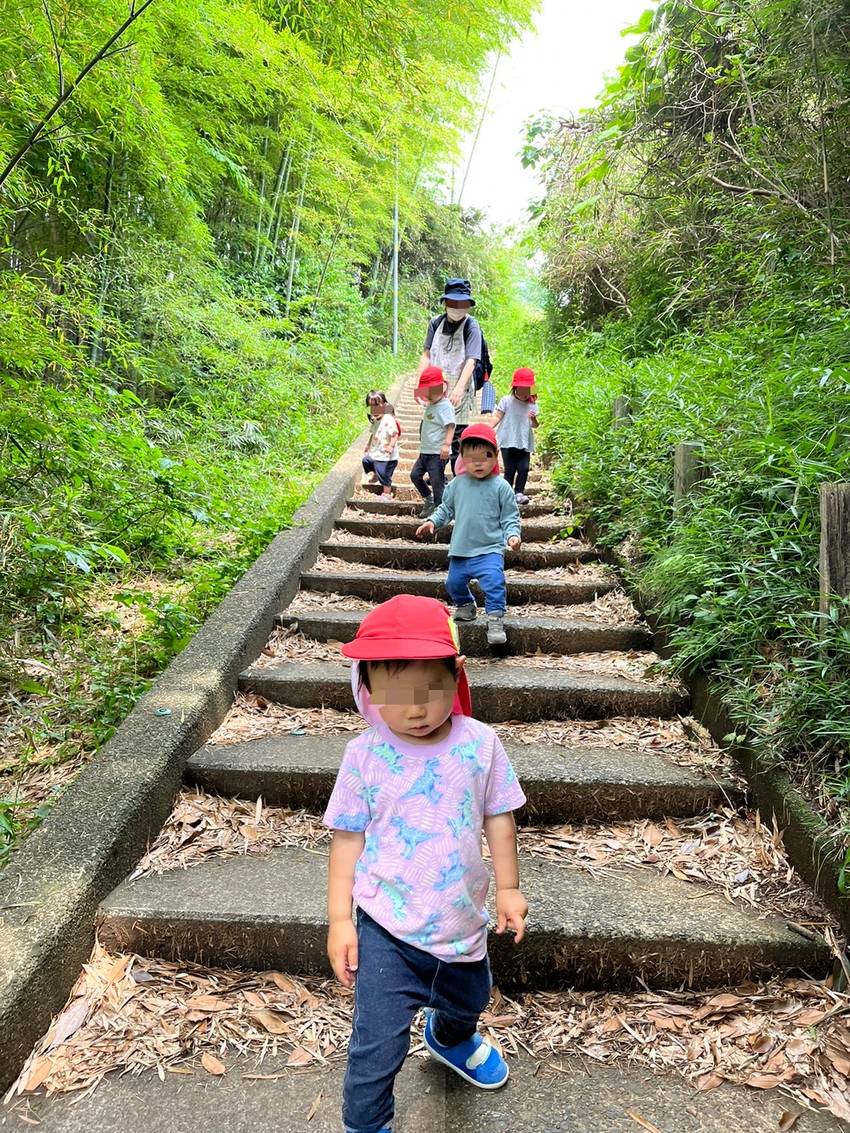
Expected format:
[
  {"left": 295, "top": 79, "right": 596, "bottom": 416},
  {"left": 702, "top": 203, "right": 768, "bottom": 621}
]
[{"left": 410, "top": 366, "right": 455, "bottom": 519}]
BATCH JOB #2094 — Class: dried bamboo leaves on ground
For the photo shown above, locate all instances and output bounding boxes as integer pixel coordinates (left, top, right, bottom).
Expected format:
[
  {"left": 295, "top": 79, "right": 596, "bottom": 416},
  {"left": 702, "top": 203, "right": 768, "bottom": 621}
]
[
  {"left": 9, "top": 944, "right": 850, "bottom": 1124},
  {"left": 134, "top": 788, "right": 825, "bottom": 932},
  {"left": 130, "top": 792, "right": 330, "bottom": 879},
  {"left": 289, "top": 586, "right": 645, "bottom": 626},
  {"left": 210, "top": 693, "right": 733, "bottom": 780},
  {"left": 207, "top": 693, "right": 362, "bottom": 746},
  {"left": 252, "top": 628, "right": 676, "bottom": 688}
]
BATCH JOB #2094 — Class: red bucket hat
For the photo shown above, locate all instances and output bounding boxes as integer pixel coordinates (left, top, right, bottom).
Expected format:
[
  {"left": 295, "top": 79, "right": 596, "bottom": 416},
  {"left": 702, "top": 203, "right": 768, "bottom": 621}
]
[
  {"left": 416, "top": 365, "right": 446, "bottom": 392},
  {"left": 512, "top": 367, "right": 536, "bottom": 388},
  {"left": 342, "top": 595, "right": 472, "bottom": 717}
]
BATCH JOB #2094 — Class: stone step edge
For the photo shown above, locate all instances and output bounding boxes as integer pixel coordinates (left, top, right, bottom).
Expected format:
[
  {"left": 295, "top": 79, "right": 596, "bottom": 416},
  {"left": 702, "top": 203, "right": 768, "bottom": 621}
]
[
  {"left": 280, "top": 609, "right": 653, "bottom": 656},
  {"left": 238, "top": 661, "right": 691, "bottom": 722},
  {"left": 187, "top": 733, "right": 744, "bottom": 822},
  {"left": 299, "top": 569, "right": 619, "bottom": 607},
  {"left": 96, "top": 847, "right": 828, "bottom": 990},
  {"left": 319, "top": 541, "right": 604, "bottom": 570}
]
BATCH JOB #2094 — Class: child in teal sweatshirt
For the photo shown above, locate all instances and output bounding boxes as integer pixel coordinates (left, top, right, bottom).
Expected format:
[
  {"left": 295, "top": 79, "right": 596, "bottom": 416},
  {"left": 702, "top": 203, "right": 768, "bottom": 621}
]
[{"left": 416, "top": 424, "right": 521, "bottom": 645}]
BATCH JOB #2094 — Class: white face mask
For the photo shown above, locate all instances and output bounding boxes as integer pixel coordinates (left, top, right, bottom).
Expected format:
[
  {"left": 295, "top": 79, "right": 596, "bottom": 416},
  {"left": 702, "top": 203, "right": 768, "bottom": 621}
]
[{"left": 445, "top": 307, "right": 468, "bottom": 322}]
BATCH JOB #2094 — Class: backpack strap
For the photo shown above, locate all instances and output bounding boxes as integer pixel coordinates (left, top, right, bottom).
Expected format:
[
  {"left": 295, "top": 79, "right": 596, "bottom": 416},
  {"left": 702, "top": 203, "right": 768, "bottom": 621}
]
[{"left": 433, "top": 313, "right": 473, "bottom": 346}]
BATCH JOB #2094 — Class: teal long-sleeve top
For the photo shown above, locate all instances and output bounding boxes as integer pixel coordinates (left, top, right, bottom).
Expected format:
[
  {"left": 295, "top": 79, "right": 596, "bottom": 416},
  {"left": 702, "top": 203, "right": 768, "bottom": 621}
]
[{"left": 429, "top": 474, "right": 521, "bottom": 557}]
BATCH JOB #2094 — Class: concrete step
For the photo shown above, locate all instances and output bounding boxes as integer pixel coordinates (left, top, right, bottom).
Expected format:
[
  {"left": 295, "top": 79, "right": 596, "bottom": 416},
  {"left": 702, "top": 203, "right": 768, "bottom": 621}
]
[
  {"left": 347, "top": 496, "right": 560, "bottom": 519},
  {"left": 393, "top": 464, "right": 547, "bottom": 482},
  {"left": 187, "top": 734, "right": 743, "bottom": 822},
  {"left": 13, "top": 1057, "right": 442, "bottom": 1133},
  {"left": 319, "top": 539, "right": 600, "bottom": 572},
  {"left": 335, "top": 516, "right": 570, "bottom": 544},
  {"left": 238, "top": 661, "right": 689, "bottom": 721},
  {"left": 444, "top": 1053, "right": 847, "bottom": 1133},
  {"left": 97, "top": 847, "right": 827, "bottom": 989},
  {"left": 359, "top": 483, "right": 550, "bottom": 501},
  {"left": 283, "top": 608, "right": 652, "bottom": 656},
  {"left": 299, "top": 569, "right": 616, "bottom": 606},
  {"left": 25, "top": 1055, "right": 843, "bottom": 1133}
]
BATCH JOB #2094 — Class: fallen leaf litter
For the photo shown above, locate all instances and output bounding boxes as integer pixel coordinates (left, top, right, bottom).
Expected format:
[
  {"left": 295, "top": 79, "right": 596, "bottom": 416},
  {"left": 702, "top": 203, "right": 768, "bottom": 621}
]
[
  {"left": 132, "top": 788, "right": 825, "bottom": 929},
  {"left": 288, "top": 586, "right": 645, "bottom": 626},
  {"left": 206, "top": 692, "right": 736, "bottom": 778},
  {"left": 252, "top": 627, "right": 678, "bottom": 687},
  {"left": 8, "top": 944, "right": 850, "bottom": 1123}
]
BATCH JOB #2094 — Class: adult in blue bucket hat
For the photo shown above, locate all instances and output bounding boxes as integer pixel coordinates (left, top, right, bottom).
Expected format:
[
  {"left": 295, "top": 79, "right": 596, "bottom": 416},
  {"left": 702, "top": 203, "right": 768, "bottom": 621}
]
[{"left": 417, "top": 278, "right": 483, "bottom": 473}]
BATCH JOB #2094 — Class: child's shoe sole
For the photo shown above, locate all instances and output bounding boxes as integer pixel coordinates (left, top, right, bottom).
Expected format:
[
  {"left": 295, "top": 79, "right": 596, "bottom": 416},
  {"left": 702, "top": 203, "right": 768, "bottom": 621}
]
[{"left": 423, "top": 1013, "right": 509, "bottom": 1089}]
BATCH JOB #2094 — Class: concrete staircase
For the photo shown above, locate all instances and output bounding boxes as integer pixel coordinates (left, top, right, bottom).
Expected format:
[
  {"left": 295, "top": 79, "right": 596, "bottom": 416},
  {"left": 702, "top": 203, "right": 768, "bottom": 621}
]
[
  {"left": 19, "top": 383, "right": 838, "bottom": 1131},
  {"left": 95, "top": 387, "right": 828, "bottom": 992}
]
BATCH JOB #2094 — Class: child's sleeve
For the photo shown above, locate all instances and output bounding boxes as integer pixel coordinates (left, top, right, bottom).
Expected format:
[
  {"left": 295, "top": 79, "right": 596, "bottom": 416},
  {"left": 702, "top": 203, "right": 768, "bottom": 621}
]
[
  {"left": 496, "top": 396, "right": 511, "bottom": 414},
  {"left": 429, "top": 478, "right": 456, "bottom": 529},
  {"left": 484, "top": 732, "right": 527, "bottom": 816},
  {"left": 322, "top": 736, "right": 371, "bottom": 832},
  {"left": 439, "top": 399, "right": 456, "bottom": 427},
  {"left": 497, "top": 480, "right": 521, "bottom": 543}
]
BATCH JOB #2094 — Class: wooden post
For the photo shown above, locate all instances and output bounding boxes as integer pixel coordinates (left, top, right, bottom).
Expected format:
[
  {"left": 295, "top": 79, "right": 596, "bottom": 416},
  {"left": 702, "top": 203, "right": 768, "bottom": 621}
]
[
  {"left": 674, "top": 441, "right": 708, "bottom": 508},
  {"left": 612, "top": 396, "right": 631, "bottom": 427},
  {"left": 819, "top": 482, "right": 850, "bottom": 616}
]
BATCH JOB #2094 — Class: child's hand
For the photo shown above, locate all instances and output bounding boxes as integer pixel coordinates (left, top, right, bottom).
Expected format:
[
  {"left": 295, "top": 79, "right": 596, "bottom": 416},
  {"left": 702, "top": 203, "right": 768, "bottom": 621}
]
[
  {"left": 440, "top": 444, "right": 451, "bottom": 460},
  {"left": 507, "top": 536, "right": 521, "bottom": 551},
  {"left": 327, "top": 919, "right": 359, "bottom": 987},
  {"left": 416, "top": 521, "right": 435, "bottom": 538},
  {"left": 495, "top": 888, "right": 528, "bottom": 943}
]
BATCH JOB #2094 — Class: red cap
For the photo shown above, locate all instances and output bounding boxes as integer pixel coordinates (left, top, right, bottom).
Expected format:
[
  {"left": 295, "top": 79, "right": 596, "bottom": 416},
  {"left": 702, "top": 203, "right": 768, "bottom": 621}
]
[
  {"left": 512, "top": 368, "right": 536, "bottom": 387},
  {"left": 416, "top": 365, "right": 446, "bottom": 391},
  {"left": 459, "top": 423, "right": 499, "bottom": 450},
  {"left": 341, "top": 595, "right": 472, "bottom": 716}
]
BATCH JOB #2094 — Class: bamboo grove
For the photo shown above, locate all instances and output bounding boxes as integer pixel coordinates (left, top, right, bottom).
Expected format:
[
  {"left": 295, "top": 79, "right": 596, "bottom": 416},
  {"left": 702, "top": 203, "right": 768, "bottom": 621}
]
[{"left": 0, "top": 0, "right": 535, "bottom": 854}]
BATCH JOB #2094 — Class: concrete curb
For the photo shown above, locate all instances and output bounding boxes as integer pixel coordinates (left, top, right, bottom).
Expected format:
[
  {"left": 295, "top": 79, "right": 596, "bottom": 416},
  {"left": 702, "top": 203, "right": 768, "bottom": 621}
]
[{"left": 0, "top": 379, "right": 407, "bottom": 1091}]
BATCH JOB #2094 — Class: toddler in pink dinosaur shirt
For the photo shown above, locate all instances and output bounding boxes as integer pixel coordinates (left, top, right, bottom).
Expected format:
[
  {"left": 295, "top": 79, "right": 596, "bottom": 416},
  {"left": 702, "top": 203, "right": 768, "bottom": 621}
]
[{"left": 323, "top": 594, "right": 528, "bottom": 1133}]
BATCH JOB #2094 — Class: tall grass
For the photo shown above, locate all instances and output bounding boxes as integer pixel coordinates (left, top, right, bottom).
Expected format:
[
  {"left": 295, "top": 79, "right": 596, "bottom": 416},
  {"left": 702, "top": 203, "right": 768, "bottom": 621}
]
[{"left": 491, "top": 297, "right": 850, "bottom": 839}]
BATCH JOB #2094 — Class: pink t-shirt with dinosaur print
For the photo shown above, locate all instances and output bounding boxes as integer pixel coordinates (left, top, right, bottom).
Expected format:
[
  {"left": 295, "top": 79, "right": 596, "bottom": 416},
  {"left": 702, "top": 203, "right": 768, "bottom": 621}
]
[{"left": 323, "top": 716, "right": 526, "bottom": 962}]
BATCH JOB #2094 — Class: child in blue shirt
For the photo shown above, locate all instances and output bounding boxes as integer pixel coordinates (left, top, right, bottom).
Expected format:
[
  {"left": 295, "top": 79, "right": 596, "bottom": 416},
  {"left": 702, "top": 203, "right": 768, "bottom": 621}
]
[{"left": 416, "top": 424, "right": 521, "bottom": 645}]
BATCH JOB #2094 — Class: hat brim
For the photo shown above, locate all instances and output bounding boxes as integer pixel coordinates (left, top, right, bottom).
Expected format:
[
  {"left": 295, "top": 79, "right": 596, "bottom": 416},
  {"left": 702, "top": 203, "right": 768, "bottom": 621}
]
[
  {"left": 342, "top": 638, "right": 459, "bottom": 661},
  {"left": 440, "top": 294, "right": 476, "bottom": 306}
]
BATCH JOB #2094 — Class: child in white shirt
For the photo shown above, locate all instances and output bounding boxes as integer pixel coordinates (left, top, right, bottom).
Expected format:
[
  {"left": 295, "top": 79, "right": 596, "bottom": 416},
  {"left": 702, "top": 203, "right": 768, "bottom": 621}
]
[
  {"left": 363, "top": 402, "right": 401, "bottom": 499},
  {"left": 493, "top": 368, "right": 539, "bottom": 506}
]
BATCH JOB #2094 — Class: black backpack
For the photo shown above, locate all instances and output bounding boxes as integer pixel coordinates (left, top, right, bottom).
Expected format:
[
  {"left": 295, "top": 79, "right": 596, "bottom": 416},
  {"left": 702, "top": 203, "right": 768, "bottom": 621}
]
[{"left": 433, "top": 315, "right": 493, "bottom": 392}]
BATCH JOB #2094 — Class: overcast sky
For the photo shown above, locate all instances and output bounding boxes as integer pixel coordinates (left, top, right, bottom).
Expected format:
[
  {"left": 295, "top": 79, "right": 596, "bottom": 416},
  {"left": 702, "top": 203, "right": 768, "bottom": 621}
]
[{"left": 454, "top": 0, "right": 653, "bottom": 227}]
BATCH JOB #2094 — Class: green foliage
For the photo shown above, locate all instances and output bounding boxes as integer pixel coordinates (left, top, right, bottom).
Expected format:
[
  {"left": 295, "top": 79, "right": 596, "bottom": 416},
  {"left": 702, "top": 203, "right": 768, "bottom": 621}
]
[
  {"left": 0, "top": 0, "right": 538, "bottom": 860},
  {"left": 530, "top": 0, "right": 850, "bottom": 331},
  {"left": 535, "top": 298, "right": 850, "bottom": 810}
]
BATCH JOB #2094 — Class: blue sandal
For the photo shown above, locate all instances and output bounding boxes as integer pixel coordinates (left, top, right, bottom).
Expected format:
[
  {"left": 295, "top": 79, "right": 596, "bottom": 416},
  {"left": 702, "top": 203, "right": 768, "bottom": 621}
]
[{"left": 423, "top": 1011, "right": 509, "bottom": 1089}]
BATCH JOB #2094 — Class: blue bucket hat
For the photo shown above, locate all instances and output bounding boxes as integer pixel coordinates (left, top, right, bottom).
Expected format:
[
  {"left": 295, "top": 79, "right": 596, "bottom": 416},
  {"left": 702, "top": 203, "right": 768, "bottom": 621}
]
[{"left": 439, "top": 278, "right": 476, "bottom": 306}]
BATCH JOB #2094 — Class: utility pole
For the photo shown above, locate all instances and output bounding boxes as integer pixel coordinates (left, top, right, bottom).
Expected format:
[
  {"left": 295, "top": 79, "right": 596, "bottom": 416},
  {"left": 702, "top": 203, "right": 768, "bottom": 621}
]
[{"left": 392, "top": 148, "right": 399, "bottom": 355}]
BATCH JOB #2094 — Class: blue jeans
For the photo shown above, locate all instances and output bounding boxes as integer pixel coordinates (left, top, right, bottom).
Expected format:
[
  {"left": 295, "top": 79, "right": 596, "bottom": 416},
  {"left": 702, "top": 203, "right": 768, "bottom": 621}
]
[
  {"left": 343, "top": 911, "right": 491, "bottom": 1133},
  {"left": 362, "top": 457, "right": 397, "bottom": 488},
  {"left": 446, "top": 552, "right": 507, "bottom": 615},
  {"left": 410, "top": 452, "right": 447, "bottom": 504}
]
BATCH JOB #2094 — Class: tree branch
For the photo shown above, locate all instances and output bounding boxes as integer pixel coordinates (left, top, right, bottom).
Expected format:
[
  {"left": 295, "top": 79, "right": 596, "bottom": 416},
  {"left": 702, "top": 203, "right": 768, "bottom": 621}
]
[
  {"left": 41, "top": 0, "right": 64, "bottom": 99},
  {"left": 0, "top": 0, "right": 157, "bottom": 193}
]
